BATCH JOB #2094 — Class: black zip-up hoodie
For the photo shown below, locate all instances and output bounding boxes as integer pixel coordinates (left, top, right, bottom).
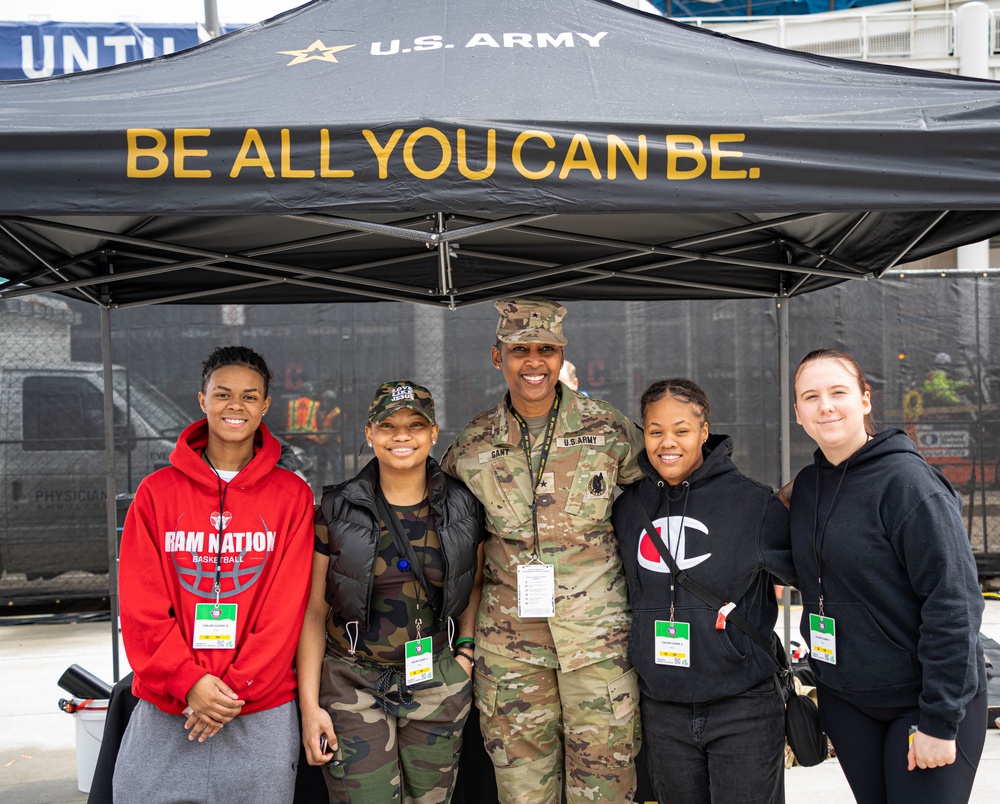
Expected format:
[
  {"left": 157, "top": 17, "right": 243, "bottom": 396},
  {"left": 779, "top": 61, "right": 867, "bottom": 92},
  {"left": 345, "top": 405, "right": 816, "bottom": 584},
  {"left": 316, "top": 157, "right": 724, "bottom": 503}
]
[
  {"left": 612, "top": 434, "right": 794, "bottom": 703},
  {"left": 790, "top": 428, "right": 986, "bottom": 739}
]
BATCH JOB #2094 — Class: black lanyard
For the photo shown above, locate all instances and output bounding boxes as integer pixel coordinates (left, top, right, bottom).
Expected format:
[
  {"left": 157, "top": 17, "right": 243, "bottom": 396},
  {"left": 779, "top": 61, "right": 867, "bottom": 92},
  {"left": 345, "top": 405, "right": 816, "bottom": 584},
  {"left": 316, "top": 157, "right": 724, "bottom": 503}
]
[
  {"left": 202, "top": 451, "right": 229, "bottom": 609},
  {"left": 506, "top": 385, "right": 561, "bottom": 559},
  {"left": 373, "top": 489, "right": 442, "bottom": 623},
  {"left": 645, "top": 483, "right": 689, "bottom": 622},
  {"left": 812, "top": 458, "right": 850, "bottom": 618}
]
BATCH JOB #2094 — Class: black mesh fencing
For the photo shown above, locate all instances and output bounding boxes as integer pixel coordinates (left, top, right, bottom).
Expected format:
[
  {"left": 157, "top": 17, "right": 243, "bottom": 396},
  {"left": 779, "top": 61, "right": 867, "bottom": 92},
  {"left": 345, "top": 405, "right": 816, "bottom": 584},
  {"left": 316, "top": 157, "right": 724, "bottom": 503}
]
[{"left": 1, "top": 276, "right": 997, "bottom": 602}]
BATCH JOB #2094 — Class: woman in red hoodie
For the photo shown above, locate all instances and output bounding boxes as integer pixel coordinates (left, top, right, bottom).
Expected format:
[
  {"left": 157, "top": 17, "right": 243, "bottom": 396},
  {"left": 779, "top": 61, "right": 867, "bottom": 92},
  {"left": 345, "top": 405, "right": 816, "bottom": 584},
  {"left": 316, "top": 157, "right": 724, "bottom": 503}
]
[{"left": 115, "top": 346, "right": 315, "bottom": 804}]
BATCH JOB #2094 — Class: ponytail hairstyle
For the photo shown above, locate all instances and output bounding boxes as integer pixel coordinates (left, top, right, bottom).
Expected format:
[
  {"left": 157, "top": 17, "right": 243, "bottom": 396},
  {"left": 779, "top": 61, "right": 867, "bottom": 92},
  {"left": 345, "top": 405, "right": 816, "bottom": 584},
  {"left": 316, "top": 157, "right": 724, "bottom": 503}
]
[
  {"left": 794, "top": 348, "right": 876, "bottom": 436},
  {"left": 201, "top": 346, "right": 273, "bottom": 398},
  {"left": 640, "top": 378, "right": 711, "bottom": 426}
]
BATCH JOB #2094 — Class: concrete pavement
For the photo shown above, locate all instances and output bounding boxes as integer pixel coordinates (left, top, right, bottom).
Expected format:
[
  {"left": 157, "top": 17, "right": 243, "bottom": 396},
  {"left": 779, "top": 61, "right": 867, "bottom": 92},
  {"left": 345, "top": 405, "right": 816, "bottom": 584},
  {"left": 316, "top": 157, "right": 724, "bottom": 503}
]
[
  {"left": 1, "top": 602, "right": 998, "bottom": 804},
  {"left": 0, "top": 616, "right": 126, "bottom": 804}
]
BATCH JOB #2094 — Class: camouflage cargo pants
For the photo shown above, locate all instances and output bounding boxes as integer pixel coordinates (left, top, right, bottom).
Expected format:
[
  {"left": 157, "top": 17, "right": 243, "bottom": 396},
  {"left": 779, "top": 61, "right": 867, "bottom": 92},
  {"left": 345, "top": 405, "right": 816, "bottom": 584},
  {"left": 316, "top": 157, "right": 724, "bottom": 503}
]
[
  {"left": 319, "top": 646, "right": 472, "bottom": 804},
  {"left": 473, "top": 646, "right": 640, "bottom": 804}
]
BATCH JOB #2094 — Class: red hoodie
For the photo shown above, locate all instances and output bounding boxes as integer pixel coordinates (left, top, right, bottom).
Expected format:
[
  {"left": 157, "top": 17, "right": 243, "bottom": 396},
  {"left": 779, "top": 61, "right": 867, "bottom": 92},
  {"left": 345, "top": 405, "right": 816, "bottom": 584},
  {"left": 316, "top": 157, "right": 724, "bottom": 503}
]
[{"left": 119, "top": 420, "right": 314, "bottom": 716}]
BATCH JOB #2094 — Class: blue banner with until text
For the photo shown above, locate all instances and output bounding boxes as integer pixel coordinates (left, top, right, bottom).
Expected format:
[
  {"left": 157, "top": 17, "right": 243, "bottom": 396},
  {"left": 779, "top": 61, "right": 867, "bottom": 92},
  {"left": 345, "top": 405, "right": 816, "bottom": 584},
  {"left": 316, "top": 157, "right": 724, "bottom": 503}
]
[{"left": 0, "top": 21, "right": 205, "bottom": 81}]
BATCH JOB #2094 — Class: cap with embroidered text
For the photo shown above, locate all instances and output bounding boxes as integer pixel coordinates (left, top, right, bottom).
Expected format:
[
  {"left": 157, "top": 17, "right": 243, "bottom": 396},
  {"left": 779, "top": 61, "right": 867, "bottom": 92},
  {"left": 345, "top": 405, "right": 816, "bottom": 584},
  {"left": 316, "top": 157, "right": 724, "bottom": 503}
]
[{"left": 367, "top": 380, "right": 436, "bottom": 424}]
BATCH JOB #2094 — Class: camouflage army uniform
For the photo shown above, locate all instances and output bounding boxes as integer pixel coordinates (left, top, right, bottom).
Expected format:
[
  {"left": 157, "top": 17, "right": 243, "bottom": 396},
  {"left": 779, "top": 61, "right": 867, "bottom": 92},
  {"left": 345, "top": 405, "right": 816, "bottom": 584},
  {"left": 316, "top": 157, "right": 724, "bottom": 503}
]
[{"left": 441, "top": 387, "right": 644, "bottom": 803}]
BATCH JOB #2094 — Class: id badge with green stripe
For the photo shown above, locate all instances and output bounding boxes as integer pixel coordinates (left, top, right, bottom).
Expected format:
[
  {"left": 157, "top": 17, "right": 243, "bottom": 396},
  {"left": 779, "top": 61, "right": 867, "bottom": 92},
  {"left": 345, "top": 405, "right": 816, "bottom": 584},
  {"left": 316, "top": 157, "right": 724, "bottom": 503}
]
[{"left": 654, "top": 620, "right": 690, "bottom": 667}]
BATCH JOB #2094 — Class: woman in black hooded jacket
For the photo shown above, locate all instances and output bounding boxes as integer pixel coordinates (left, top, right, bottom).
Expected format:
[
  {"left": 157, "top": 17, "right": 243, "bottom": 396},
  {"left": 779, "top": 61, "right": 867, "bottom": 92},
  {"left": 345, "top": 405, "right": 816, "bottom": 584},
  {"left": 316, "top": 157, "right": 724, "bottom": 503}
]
[
  {"left": 612, "top": 378, "right": 795, "bottom": 804},
  {"left": 788, "top": 349, "right": 986, "bottom": 804}
]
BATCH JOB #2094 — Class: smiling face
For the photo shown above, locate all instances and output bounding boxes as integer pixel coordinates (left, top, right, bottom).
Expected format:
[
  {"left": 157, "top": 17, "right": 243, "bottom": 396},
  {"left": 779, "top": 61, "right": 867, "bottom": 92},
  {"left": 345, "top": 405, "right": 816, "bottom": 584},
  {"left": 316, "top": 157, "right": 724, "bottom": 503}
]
[
  {"left": 794, "top": 357, "right": 872, "bottom": 465},
  {"left": 198, "top": 364, "right": 270, "bottom": 455},
  {"left": 643, "top": 396, "right": 709, "bottom": 486},
  {"left": 366, "top": 408, "right": 439, "bottom": 476},
  {"left": 493, "top": 341, "right": 564, "bottom": 417}
]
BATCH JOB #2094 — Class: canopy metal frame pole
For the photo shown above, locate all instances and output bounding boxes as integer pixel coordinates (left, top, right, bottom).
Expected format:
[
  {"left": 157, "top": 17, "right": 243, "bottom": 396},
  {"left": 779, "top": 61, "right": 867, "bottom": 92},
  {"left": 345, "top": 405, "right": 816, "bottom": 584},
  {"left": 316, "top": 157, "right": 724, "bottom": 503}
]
[
  {"left": 203, "top": 0, "right": 221, "bottom": 39},
  {"left": 435, "top": 212, "right": 457, "bottom": 309},
  {"left": 0, "top": 212, "right": 878, "bottom": 309},
  {"left": 778, "top": 291, "right": 793, "bottom": 653},
  {"left": 0, "top": 222, "right": 103, "bottom": 306},
  {"left": 100, "top": 286, "right": 121, "bottom": 682},
  {"left": 875, "top": 211, "right": 950, "bottom": 279}
]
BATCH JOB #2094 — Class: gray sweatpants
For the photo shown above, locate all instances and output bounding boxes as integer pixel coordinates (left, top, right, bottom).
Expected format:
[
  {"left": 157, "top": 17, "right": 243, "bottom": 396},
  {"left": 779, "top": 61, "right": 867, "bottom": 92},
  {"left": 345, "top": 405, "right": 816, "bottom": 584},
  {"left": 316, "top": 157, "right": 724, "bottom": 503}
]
[{"left": 113, "top": 699, "right": 298, "bottom": 804}]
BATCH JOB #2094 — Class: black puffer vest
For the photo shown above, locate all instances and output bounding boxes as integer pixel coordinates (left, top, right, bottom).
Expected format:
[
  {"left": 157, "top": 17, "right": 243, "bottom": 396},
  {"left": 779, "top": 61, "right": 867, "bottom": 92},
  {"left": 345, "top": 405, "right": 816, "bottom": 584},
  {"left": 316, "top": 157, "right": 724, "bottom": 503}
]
[{"left": 319, "top": 456, "right": 484, "bottom": 629}]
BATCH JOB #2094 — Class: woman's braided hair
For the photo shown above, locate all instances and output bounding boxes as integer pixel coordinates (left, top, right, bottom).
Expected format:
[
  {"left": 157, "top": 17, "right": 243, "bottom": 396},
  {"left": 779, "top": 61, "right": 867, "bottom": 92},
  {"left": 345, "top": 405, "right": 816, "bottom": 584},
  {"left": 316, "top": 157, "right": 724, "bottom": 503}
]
[{"left": 640, "top": 378, "right": 711, "bottom": 425}]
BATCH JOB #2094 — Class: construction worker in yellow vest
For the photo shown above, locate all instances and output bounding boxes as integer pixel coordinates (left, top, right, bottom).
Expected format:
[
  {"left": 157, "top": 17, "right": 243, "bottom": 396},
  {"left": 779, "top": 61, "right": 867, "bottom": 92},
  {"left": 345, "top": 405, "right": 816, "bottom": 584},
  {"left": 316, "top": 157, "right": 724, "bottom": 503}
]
[{"left": 287, "top": 385, "right": 322, "bottom": 442}]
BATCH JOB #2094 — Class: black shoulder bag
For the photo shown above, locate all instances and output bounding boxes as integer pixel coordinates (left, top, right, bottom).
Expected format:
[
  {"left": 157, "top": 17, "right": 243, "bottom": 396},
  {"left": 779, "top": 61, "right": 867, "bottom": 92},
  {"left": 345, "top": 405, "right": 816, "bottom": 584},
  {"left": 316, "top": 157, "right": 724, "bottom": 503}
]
[{"left": 631, "top": 495, "right": 828, "bottom": 766}]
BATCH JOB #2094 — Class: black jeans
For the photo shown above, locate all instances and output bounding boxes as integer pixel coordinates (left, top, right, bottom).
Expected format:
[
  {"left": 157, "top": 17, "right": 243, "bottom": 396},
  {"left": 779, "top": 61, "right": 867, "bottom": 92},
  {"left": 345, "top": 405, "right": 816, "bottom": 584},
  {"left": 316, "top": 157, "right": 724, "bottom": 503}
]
[
  {"left": 640, "top": 676, "right": 786, "bottom": 804},
  {"left": 817, "top": 684, "right": 987, "bottom": 804}
]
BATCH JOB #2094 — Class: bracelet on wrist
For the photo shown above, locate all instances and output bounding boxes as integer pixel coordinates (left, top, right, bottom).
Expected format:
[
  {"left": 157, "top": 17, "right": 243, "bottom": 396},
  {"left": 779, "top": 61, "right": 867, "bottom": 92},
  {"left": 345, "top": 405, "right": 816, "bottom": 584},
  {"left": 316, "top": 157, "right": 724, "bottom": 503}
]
[
  {"left": 454, "top": 648, "right": 475, "bottom": 663},
  {"left": 455, "top": 636, "right": 476, "bottom": 647}
]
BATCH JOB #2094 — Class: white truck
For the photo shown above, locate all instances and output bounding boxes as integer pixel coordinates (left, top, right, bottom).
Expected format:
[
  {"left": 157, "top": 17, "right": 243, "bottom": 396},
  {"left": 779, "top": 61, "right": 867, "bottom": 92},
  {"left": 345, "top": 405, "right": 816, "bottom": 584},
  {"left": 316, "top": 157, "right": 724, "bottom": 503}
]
[
  {"left": 0, "top": 296, "right": 310, "bottom": 592},
  {"left": 0, "top": 362, "right": 186, "bottom": 579}
]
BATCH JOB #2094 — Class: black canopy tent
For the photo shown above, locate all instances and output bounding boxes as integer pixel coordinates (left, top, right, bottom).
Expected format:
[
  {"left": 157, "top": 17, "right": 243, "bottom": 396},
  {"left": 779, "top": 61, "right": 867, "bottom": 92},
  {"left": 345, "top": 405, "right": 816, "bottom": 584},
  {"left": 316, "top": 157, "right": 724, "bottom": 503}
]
[
  {"left": 1, "top": 0, "right": 1000, "bottom": 308},
  {"left": 2, "top": 0, "right": 1000, "bottom": 676}
]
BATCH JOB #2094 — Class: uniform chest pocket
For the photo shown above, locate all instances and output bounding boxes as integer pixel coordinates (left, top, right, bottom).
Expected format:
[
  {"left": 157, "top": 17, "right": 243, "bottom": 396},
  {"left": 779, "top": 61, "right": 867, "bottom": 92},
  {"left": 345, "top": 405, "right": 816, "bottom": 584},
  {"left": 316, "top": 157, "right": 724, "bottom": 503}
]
[
  {"left": 474, "top": 458, "right": 533, "bottom": 536},
  {"left": 563, "top": 451, "right": 616, "bottom": 525}
]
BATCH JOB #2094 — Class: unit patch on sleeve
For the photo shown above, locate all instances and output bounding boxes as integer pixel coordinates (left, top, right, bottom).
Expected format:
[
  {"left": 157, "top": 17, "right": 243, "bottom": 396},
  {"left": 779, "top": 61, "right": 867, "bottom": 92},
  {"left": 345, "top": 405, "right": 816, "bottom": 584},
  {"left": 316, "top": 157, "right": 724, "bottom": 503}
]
[{"left": 583, "top": 471, "right": 609, "bottom": 501}]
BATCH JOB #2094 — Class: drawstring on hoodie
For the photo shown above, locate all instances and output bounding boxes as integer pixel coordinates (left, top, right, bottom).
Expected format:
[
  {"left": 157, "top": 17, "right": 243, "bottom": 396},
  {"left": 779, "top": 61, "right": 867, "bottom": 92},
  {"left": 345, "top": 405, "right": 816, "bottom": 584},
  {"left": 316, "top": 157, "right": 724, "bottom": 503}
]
[{"left": 202, "top": 451, "right": 229, "bottom": 610}]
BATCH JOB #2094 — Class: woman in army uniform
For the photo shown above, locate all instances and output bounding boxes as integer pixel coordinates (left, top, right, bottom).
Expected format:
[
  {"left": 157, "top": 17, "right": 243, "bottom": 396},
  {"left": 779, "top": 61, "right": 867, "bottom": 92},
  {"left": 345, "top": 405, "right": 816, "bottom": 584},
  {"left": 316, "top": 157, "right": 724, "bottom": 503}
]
[{"left": 441, "top": 299, "right": 646, "bottom": 804}]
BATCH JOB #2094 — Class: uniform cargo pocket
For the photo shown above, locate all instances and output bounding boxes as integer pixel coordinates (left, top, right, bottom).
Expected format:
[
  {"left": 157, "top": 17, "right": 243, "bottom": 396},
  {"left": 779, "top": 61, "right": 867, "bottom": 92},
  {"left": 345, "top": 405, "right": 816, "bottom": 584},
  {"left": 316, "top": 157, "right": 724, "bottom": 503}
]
[
  {"left": 482, "top": 459, "right": 532, "bottom": 536},
  {"left": 606, "top": 667, "right": 639, "bottom": 767},
  {"left": 472, "top": 672, "right": 510, "bottom": 766}
]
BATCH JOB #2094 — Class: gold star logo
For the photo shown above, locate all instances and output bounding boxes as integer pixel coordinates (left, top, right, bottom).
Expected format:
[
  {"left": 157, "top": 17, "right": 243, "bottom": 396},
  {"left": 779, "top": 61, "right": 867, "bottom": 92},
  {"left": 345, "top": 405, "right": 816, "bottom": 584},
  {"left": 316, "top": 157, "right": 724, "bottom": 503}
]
[{"left": 279, "top": 40, "right": 356, "bottom": 66}]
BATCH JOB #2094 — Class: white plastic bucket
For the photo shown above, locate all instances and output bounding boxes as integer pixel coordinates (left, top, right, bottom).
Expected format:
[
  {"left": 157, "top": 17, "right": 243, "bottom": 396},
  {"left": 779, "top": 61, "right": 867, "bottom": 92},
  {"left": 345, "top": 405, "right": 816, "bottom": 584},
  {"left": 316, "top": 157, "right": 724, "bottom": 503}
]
[{"left": 74, "top": 698, "right": 109, "bottom": 794}]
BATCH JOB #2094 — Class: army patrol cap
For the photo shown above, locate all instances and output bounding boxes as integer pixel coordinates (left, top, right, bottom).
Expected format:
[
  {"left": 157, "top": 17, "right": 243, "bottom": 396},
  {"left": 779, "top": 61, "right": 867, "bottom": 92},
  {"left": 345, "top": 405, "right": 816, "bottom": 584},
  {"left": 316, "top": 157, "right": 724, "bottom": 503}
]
[
  {"left": 367, "top": 379, "right": 436, "bottom": 425},
  {"left": 494, "top": 298, "right": 568, "bottom": 346}
]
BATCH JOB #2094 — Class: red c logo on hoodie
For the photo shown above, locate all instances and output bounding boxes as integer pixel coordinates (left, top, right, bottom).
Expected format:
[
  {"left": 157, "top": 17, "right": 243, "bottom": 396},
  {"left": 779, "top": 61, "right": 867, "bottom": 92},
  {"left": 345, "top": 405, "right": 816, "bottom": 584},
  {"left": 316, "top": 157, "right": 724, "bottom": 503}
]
[{"left": 637, "top": 515, "right": 711, "bottom": 574}]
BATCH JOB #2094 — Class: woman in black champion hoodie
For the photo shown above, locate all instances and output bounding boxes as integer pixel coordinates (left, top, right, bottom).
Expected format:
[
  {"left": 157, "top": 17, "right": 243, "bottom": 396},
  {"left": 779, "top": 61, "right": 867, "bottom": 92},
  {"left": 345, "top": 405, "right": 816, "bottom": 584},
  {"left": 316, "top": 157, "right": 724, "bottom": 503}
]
[
  {"left": 612, "top": 378, "right": 795, "bottom": 804},
  {"left": 789, "top": 349, "right": 986, "bottom": 804}
]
